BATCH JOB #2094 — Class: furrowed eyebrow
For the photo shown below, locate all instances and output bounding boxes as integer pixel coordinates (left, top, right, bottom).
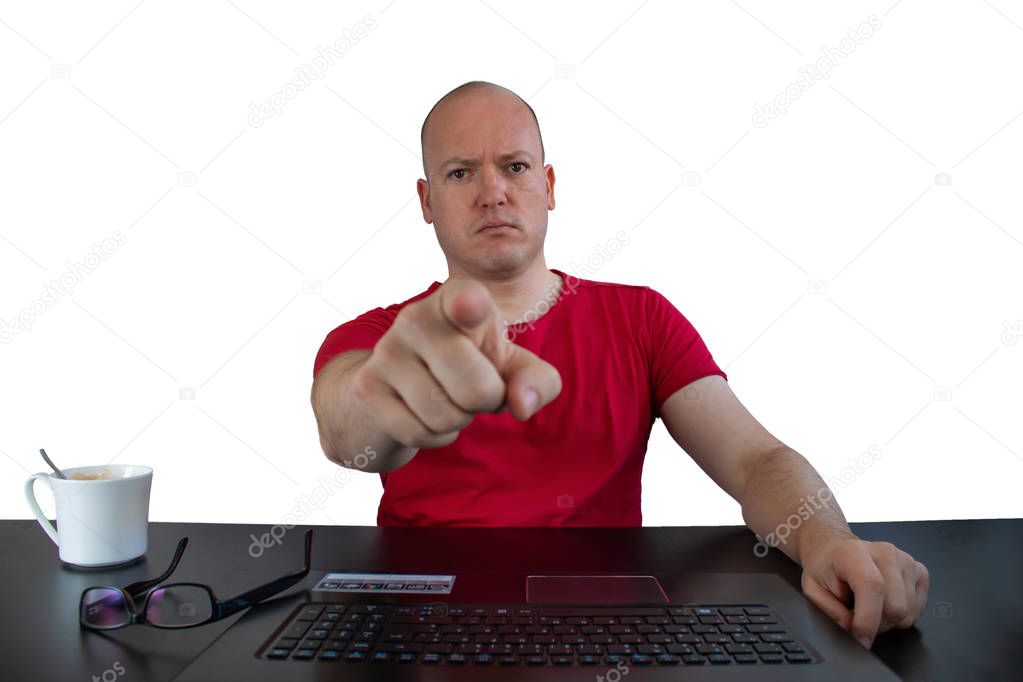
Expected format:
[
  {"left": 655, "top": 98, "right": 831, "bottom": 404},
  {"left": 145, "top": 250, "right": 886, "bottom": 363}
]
[{"left": 440, "top": 150, "right": 535, "bottom": 170}]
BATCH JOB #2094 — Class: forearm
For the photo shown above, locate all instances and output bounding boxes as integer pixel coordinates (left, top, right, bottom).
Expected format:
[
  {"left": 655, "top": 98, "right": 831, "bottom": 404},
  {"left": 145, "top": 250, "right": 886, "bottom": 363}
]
[
  {"left": 740, "top": 446, "right": 855, "bottom": 565},
  {"left": 311, "top": 351, "right": 418, "bottom": 474}
]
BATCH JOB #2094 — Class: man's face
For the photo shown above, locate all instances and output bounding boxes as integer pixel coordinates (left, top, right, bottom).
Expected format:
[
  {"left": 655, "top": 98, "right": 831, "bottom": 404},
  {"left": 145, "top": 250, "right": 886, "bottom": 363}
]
[{"left": 417, "top": 90, "right": 555, "bottom": 278}]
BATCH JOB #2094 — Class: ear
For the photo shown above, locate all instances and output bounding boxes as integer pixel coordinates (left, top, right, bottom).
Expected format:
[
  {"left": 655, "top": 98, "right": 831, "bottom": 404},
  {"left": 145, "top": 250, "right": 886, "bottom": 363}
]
[
  {"left": 544, "top": 164, "right": 556, "bottom": 211},
  {"left": 416, "top": 177, "right": 434, "bottom": 224}
]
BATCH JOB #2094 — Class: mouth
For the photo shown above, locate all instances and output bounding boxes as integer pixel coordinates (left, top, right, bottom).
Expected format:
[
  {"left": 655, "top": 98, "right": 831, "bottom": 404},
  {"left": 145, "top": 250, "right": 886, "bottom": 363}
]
[{"left": 477, "top": 222, "right": 517, "bottom": 234}]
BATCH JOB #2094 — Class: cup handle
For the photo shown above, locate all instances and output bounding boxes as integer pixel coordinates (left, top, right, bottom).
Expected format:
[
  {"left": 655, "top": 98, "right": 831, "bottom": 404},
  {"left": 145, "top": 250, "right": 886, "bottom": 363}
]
[{"left": 24, "top": 473, "right": 59, "bottom": 546}]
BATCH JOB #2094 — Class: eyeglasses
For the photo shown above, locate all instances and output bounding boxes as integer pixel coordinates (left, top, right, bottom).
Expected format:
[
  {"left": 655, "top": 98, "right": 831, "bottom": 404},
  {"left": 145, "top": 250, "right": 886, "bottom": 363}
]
[{"left": 79, "top": 529, "right": 312, "bottom": 631}]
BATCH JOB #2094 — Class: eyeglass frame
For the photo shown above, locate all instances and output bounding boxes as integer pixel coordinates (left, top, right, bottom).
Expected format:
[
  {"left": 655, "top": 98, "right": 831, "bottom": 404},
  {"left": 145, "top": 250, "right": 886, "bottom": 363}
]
[{"left": 79, "top": 528, "right": 313, "bottom": 631}]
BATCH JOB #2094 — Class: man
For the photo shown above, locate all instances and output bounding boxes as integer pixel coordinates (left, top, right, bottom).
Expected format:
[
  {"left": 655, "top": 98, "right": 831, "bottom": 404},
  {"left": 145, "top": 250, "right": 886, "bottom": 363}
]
[{"left": 310, "top": 81, "right": 929, "bottom": 649}]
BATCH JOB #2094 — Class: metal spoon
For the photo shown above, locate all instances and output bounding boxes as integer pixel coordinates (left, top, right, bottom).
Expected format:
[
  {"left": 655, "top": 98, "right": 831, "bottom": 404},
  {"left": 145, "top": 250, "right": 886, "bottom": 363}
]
[{"left": 39, "top": 448, "right": 67, "bottom": 479}]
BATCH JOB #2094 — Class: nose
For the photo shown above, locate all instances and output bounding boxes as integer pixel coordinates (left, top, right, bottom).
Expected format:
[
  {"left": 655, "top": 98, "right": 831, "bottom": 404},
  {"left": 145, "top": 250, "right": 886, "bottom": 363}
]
[{"left": 477, "top": 164, "right": 508, "bottom": 209}]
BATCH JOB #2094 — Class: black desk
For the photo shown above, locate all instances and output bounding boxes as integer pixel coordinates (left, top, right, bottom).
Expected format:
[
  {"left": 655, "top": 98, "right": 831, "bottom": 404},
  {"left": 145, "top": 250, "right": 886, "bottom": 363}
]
[{"left": 0, "top": 519, "right": 1018, "bottom": 681}]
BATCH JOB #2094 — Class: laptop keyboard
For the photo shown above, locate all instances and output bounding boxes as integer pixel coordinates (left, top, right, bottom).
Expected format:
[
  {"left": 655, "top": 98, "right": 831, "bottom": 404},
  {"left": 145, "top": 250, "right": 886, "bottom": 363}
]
[{"left": 260, "top": 603, "right": 817, "bottom": 666}]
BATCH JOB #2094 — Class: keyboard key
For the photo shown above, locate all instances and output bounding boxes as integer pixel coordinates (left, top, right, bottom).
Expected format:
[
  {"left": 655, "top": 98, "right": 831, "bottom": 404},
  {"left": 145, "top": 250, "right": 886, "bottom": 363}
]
[
  {"left": 707, "top": 653, "right": 731, "bottom": 664},
  {"left": 283, "top": 622, "right": 311, "bottom": 639},
  {"left": 786, "top": 653, "right": 812, "bottom": 663},
  {"left": 750, "top": 615, "right": 777, "bottom": 624},
  {"left": 292, "top": 648, "right": 316, "bottom": 660},
  {"left": 755, "top": 643, "right": 783, "bottom": 654},
  {"left": 747, "top": 624, "right": 786, "bottom": 633},
  {"left": 318, "top": 649, "right": 341, "bottom": 661}
]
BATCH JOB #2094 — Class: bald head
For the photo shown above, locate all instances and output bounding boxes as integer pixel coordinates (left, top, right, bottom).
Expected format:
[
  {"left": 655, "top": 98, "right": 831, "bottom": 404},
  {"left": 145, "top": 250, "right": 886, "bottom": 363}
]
[{"left": 420, "top": 81, "right": 545, "bottom": 178}]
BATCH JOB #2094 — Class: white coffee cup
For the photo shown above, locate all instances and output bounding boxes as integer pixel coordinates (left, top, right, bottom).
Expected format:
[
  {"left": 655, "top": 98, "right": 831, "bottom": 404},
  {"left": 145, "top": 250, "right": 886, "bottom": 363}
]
[{"left": 24, "top": 464, "right": 153, "bottom": 567}]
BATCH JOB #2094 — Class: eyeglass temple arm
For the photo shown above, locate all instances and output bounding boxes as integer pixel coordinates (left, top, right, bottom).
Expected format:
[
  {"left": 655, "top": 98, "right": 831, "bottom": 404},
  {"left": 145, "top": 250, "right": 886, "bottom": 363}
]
[
  {"left": 123, "top": 537, "right": 189, "bottom": 598},
  {"left": 215, "top": 529, "right": 313, "bottom": 620}
]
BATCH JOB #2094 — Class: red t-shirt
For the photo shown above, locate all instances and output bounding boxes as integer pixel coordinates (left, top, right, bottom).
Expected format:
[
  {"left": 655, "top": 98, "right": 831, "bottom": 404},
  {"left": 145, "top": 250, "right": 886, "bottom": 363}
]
[{"left": 313, "top": 269, "right": 727, "bottom": 527}]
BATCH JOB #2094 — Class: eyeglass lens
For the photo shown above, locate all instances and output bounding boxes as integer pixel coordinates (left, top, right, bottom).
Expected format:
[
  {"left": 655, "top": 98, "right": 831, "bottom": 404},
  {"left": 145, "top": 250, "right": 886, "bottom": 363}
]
[
  {"left": 144, "top": 585, "right": 214, "bottom": 627},
  {"left": 81, "top": 588, "right": 131, "bottom": 628}
]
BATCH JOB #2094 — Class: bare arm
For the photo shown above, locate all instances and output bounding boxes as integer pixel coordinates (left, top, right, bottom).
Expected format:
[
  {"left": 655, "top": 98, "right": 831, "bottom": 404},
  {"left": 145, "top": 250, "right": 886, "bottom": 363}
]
[
  {"left": 310, "top": 350, "right": 417, "bottom": 474},
  {"left": 656, "top": 376, "right": 850, "bottom": 559},
  {"left": 660, "top": 375, "right": 928, "bottom": 648}
]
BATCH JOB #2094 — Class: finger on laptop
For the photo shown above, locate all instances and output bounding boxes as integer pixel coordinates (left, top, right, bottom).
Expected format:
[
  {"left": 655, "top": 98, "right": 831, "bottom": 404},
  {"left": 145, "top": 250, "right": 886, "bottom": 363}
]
[
  {"left": 905, "top": 560, "right": 929, "bottom": 628},
  {"left": 873, "top": 544, "right": 910, "bottom": 633},
  {"left": 836, "top": 549, "right": 885, "bottom": 648},
  {"left": 896, "top": 559, "right": 928, "bottom": 629},
  {"left": 801, "top": 574, "right": 853, "bottom": 631}
]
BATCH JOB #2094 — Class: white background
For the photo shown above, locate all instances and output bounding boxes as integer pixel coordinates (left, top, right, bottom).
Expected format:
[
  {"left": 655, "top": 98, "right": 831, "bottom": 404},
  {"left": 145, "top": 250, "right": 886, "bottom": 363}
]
[{"left": 2, "top": 1, "right": 1021, "bottom": 528}]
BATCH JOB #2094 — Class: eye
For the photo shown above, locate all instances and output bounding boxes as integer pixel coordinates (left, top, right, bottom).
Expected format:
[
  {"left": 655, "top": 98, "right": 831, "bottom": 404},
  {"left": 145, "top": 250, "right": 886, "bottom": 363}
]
[
  {"left": 447, "top": 168, "right": 469, "bottom": 180},
  {"left": 508, "top": 162, "right": 528, "bottom": 173}
]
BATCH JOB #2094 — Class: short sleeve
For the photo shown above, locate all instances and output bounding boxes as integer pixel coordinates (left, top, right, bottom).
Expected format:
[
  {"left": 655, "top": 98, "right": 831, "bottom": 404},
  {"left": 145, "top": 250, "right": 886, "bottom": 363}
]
[
  {"left": 645, "top": 287, "right": 727, "bottom": 415},
  {"left": 312, "top": 308, "right": 396, "bottom": 378}
]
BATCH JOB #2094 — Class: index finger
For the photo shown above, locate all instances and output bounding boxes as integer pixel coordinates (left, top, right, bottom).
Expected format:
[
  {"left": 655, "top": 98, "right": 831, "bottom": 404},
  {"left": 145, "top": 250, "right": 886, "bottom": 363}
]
[
  {"left": 435, "top": 279, "right": 507, "bottom": 363},
  {"left": 834, "top": 550, "right": 885, "bottom": 648}
]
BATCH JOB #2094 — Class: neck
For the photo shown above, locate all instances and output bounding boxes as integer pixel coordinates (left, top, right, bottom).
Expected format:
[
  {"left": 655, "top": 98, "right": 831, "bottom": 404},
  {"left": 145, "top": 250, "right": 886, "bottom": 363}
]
[{"left": 446, "top": 258, "right": 562, "bottom": 325}]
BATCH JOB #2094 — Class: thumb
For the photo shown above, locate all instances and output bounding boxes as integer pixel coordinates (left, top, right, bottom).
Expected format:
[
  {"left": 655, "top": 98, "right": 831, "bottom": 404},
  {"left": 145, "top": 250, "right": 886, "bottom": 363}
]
[{"left": 499, "top": 343, "right": 563, "bottom": 420}]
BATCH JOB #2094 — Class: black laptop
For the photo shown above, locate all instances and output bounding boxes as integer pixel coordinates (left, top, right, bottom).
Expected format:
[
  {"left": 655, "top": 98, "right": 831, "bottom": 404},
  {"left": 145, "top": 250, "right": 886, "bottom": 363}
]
[{"left": 171, "top": 565, "right": 900, "bottom": 680}]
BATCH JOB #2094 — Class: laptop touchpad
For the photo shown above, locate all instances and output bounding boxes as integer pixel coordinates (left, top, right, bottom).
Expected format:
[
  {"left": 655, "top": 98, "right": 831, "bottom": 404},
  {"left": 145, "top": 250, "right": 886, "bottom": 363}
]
[{"left": 526, "top": 575, "right": 669, "bottom": 604}]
